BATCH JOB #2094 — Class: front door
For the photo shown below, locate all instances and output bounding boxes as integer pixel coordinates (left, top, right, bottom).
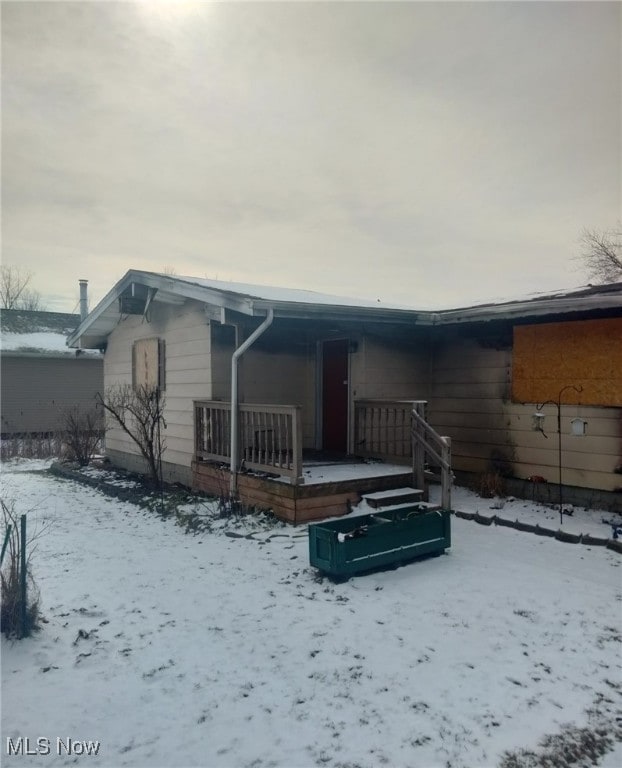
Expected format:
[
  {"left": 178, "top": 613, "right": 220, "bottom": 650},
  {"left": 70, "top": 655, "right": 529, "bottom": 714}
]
[{"left": 322, "top": 339, "right": 349, "bottom": 453}]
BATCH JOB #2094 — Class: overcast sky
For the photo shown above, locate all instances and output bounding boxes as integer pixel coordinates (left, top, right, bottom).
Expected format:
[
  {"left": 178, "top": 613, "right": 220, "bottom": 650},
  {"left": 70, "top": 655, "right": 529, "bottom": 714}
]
[{"left": 2, "top": 1, "right": 620, "bottom": 313}]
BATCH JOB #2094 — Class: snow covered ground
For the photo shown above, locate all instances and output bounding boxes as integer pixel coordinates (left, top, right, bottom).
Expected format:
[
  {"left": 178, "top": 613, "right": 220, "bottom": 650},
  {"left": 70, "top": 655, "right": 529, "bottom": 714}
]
[{"left": 2, "top": 460, "right": 621, "bottom": 768}]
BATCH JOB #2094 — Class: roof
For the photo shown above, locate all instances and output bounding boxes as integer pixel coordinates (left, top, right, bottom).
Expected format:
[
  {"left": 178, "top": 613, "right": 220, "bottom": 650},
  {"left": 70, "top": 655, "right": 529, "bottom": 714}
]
[
  {"left": 173, "top": 275, "right": 412, "bottom": 310},
  {"left": 1, "top": 309, "right": 80, "bottom": 334},
  {"left": 433, "top": 281, "right": 622, "bottom": 324},
  {"left": 1, "top": 309, "right": 101, "bottom": 358},
  {"left": 67, "top": 269, "right": 622, "bottom": 349},
  {"left": 68, "top": 270, "right": 429, "bottom": 348}
]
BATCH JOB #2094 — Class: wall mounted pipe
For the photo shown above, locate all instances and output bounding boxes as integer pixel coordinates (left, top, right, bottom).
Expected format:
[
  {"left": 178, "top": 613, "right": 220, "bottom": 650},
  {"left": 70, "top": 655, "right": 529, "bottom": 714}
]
[{"left": 230, "top": 308, "right": 274, "bottom": 494}]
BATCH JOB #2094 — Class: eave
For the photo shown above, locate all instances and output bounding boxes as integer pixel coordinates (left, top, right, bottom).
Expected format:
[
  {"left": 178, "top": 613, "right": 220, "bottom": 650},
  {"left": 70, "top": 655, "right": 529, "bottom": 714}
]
[
  {"left": 436, "top": 291, "right": 622, "bottom": 325},
  {"left": 67, "top": 269, "right": 622, "bottom": 349}
]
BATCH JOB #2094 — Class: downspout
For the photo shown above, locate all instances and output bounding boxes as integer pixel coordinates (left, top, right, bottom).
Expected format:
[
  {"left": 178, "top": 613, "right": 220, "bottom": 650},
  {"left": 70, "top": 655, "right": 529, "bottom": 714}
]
[{"left": 230, "top": 308, "right": 274, "bottom": 494}]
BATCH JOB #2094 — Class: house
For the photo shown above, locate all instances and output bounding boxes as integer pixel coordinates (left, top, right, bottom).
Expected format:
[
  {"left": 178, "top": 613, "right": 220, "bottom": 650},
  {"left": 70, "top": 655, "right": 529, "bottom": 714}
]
[
  {"left": 1, "top": 304, "right": 103, "bottom": 436},
  {"left": 67, "top": 270, "right": 622, "bottom": 520}
]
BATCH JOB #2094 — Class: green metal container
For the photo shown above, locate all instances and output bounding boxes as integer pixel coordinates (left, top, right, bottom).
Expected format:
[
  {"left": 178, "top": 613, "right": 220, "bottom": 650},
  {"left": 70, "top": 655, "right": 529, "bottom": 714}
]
[{"left": 308, "top": 505, "right": 451, "bottom": 578}]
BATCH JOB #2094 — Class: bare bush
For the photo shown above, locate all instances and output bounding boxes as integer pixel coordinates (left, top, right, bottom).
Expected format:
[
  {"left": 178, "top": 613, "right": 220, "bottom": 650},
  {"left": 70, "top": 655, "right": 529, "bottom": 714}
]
[
  {"left": 477, "top": 470, "right": 505, "bottom": 499},
  {"left": 62, "top": 405, "right": 104, "bottom": 466},
  {"left": 0, "top": 433, "right": 64, "bottom": 461},
  {"left": 1, "top": 498, "right": 43, "bottom": 638},
  {"left": 98, "top": 385, "right": 166, "bottom": 488}
]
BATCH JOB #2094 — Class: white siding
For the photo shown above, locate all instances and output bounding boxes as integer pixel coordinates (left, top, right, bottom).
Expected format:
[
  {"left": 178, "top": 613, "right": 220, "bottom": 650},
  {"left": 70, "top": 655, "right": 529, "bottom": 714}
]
[
  {"left": 351, "top": 335, "right": 430, "bottom": 400},
  {"left": 104, "top": 300, "right": 211, "bottom": 473}
]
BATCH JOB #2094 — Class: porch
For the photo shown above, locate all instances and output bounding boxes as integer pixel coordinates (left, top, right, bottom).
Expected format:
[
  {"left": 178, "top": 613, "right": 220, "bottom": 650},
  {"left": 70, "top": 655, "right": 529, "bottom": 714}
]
[{"left": 192, "top": 399, "right": 451, "bottom": 523}]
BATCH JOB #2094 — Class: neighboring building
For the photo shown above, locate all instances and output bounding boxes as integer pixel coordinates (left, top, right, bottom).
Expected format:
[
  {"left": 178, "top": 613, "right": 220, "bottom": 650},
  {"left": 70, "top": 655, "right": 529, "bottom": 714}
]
[
  {"left": 68, "top": 271, "right": 622, "bottom": 517},
  {"left": 1, "top": 309, "right": 103, "bottom": 435}
]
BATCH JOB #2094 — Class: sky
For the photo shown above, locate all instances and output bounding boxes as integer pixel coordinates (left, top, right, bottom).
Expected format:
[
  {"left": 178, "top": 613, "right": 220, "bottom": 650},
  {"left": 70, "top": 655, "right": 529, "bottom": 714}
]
[{"left": 2, "top": 0, "right": 620, "bottom": 313}]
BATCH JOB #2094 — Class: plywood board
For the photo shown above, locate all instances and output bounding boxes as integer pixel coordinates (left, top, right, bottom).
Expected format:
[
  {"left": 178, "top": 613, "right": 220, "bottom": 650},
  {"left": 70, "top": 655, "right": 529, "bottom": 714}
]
[{"left": 512, "top": 318, "right": 622, "bottom": 406}]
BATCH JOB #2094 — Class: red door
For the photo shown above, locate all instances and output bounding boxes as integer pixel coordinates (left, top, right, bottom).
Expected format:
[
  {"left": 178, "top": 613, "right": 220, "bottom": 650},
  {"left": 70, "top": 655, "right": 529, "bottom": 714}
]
[{"left": 322, "top": 339, "right": 349, "bottom": 453}]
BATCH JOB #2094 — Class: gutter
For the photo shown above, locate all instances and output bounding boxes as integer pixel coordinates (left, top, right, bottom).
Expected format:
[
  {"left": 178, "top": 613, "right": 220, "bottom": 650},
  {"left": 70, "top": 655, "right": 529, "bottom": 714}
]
[{"left": 230, "top": 309, "right": 274, "bottom": 494}]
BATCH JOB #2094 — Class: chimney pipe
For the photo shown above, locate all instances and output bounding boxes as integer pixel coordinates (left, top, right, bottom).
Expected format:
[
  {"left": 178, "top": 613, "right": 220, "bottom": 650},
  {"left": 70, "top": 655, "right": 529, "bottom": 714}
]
[{"left": 79, "top": 279, "right": 88, "bottom": 321}]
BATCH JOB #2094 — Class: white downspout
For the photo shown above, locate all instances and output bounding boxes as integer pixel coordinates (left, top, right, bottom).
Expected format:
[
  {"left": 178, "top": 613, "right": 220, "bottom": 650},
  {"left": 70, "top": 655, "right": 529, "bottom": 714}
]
[{"left": 230, "top": 308, "right": 274, "bottom": 494}]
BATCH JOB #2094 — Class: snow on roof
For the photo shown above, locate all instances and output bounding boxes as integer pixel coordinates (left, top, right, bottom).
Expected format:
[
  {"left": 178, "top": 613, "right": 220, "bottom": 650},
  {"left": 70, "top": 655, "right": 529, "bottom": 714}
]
[
  {"left": 148, "top": 272, "right": 622, "bottom": 314},
  {"left": 0, "top": 331, "right": 101, "bottom": 356},
  {"left": 0, "top": 310, "right": 102, "bottom": 356},
  {"left": 0, "top": 308, "right": 80, "bottom": 334},
  {"left": 0, "top": 331, "right": 72, "bottom": 354},
  {"left": 171, "top": 274, "right": 412, "bottom": 310}
]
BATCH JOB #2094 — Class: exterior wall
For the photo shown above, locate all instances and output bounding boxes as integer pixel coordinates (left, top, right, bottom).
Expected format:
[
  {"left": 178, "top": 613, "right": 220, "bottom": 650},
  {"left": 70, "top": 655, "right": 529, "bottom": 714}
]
[
  {"left": 505, "top": 403, "right": 621, "bottom": 493},
  {"left": 1, "top": 355, "right": 103, "bottom": 434},
  {"left": 241, "top": 347, "right": 316, "bottom": 449},
  {"left": 428, "top": 328, "right": 513, "bottom": 477},
  {"left": 102, "top": 302, "right": 621, "bottom": 497},
  {"left": 107, "top": 448, "right": 193, "bottom": 487},
  {"left": 350, "top": 334, "right": 431, "bottom": 401},
  {"left": 210, "top": 328, "right": 430, "bottom": 456},
  {"left": 429, "top": 324, "right": 622, "bottom": 494},
  {"left": 211, "top": 324, "right": 316, "bottom": 449},
  {"left": 350, "top": 334, "right": 430, "bottom": 457},
  {"left": 211, "top": 325, "right": 233, "bottom": 401},
  {"left": 103, "top": 300, "right": 211, "bottom": 475}
]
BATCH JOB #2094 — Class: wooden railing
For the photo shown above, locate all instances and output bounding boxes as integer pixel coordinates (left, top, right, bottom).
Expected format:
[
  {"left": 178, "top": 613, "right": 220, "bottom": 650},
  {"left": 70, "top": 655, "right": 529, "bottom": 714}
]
[
  {"left": 354, "top": 399, "right": 452, "bottom": 510},
  {"left": 354, "top": 400, "right": 417, "bottom": 460},
  {"left": 411, "top": 401, "right": 452, "bottom": 511},
  {"left": 194, "top": 401, "right": 303, "bottom": 484}
]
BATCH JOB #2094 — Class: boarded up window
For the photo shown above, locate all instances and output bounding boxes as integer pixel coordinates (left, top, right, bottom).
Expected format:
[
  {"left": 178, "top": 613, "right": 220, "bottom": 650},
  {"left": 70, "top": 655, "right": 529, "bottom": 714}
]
[
  {"left": 512, "top": 318, "right": 622, "bottom": 406},
  {"left": 132, "top": 338, "right": 166, "bottom": 391}
]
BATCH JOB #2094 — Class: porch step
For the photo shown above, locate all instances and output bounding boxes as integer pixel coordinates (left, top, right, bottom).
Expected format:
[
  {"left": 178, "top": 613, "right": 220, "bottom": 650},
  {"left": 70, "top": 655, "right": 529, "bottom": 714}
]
[{"left": 362, "top": 487, "right": 424, "bottom": 508}]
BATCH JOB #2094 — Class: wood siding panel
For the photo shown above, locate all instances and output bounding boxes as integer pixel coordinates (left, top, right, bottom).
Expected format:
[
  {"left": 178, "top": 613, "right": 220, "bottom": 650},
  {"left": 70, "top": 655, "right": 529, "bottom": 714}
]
[
  {"left": 432, "top": 381, "right": 510, "bottom": 400},
  {"left": 103, "top": 301, "right": 211, "bottom": 468},
  {"left": 351, "top": 336, "right": 430, "bottom": 401},
  {"left": 242, "top": 347, "right": 316, "bottom": 449},
  {"left": 431, "top": 336, "right": 515, "bottom": 477}
]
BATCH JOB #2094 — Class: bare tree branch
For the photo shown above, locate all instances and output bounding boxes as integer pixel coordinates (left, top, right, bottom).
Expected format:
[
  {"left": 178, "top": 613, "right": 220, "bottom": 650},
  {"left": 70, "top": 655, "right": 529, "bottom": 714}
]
[
  {"left": 579, "top": 228, "right": 622, "bottom": 284},
  {"left": 0, "top": 266, "right": 45, "bottom": 310},
  {"left": 19, "top": 289, "right": 45, "bottom": 311},
  {"left": 1, "top": 266, "right": 32, "bottom": 309},
  {"left": 97, "top": 385, "right": 166, "bottom": 488}
]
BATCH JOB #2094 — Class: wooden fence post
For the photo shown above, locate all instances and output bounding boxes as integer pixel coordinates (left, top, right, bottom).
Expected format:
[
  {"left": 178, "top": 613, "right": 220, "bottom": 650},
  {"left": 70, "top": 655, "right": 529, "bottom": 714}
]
[
  {"left": 293, "top": 406, "right": 303, "bottom": 485},
  {"left": 412, "top": 401, "right": 427, "bottom": 500},
  {"left": 441, "top": 437, "right": 452, "bottom": 512}
]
